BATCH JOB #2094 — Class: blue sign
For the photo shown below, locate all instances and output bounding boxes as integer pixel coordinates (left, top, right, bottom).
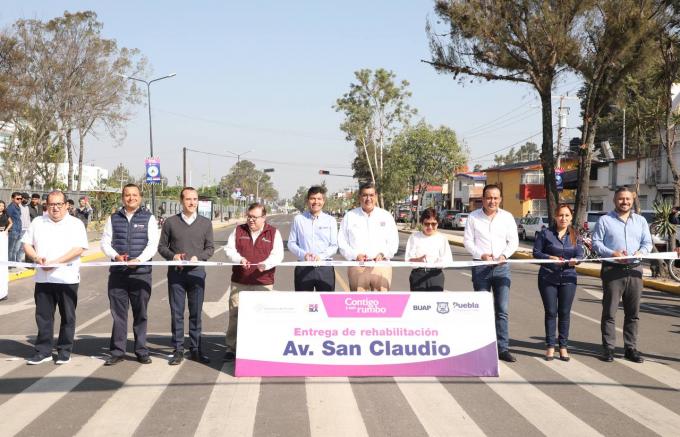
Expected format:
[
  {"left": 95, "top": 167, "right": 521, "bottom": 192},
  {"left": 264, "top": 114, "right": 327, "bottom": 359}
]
[
  {"left": 145, "top": 158, "right": 161, "bottom": 184},
  {"left": 556, "top": 169, "right": 563, "bottom": 191}
]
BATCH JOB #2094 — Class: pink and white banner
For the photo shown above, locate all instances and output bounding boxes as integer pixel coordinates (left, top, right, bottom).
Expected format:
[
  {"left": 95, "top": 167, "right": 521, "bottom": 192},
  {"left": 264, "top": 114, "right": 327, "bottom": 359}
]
[{"left": 235, "top": 292, "right": 498, "bottom": 377}]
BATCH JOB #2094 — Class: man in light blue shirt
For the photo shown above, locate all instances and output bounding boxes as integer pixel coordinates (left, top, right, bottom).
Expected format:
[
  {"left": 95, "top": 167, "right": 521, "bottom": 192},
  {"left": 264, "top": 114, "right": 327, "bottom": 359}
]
[
  {"left": 592, "top": 186, "right": 652, "bottom": 364},
  {"left": 288, "top": 186, "right": 338, "bottom": 291}
]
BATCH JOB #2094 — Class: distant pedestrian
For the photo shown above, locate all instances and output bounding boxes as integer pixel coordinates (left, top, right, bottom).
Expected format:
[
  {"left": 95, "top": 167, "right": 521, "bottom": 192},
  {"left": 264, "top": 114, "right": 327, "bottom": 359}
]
[
  {"left": 158, "top": 187, "right": 215, "bottom": 365},
  {"left": 404, "top": 208, "right": 453, "bottom": 291},
  {"left": 76, "top": 196, "right": 93, "bottom": 229},
  {"left": 224, "top": 202, "right": 283, "bottom": 361},
  {"left": 19, "top": 192, "right": 31, "bottom": 261},
  {"left": 0, "top": 200, "right": 12, "bottom": 233},
  {"left": 67, "top": 199, "right": 76, "bottom": 216},
  {"left": 22, "top": 190, "right": 89, "bottom": 365},
  {"left": 29, "top": 194, "right": 42, "bottom": 221},
  {"left": 464, "top": 184, "right": 519, "bottom": 363},
  {"left": 101, "top": 184, "right": 159, "bottom": 366},
  {"left": 338, "top": 181, "right": 399, "bottom": 291},
  {"left": 287, "top": 185, "right": 338, "bottom": 291},
  {"left": 593, "top": 186, "right": 652, "bottom": 364},
  {"left": 533, "top": 204, "right": 583, "bottom": 362},
  {"left": 6, "top": 192, "right": 23, "bottom": 263}
]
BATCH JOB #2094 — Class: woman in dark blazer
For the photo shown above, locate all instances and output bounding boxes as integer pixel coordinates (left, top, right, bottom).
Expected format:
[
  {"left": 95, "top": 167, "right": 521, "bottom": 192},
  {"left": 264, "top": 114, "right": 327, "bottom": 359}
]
[{"left": 532, "top": 204, "right": 584, "bottom": 361}]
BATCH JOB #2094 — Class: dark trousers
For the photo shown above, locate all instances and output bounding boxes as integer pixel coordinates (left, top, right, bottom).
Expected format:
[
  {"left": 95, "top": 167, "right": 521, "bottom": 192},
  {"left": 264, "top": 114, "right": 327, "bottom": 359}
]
[
  {"left": 34, "top": 282, "right": 78, "bottom": 356},
  {"left": 409, "top": 268, "right": 444, "bottom": 291},
  {"left": 168, "top": 269, "right": 206, "bottom": 352},
  {"left": 294, "top": 266, "right": 335, "bottom": 291},
  {"left": 538, "top": 279, "right": 576, "bottom": 347},
  {"left": 108, "top": 272, "right": 152, "bottom": 358},
  {"left": 601, "top": 263, "right": 643, "bottom": 350}
]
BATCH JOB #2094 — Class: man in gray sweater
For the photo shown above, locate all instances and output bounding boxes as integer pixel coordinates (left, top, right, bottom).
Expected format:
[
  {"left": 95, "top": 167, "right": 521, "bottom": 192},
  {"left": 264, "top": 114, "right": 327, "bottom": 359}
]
[{"left": 158, "top": 187, "right": 214, "bottom": 365}]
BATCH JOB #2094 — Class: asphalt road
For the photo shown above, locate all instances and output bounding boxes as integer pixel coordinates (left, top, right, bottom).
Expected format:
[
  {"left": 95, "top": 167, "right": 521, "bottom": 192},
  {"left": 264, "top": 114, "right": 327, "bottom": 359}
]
[{"left": 1, "top": 214, "right": 679, "bottom": 437}]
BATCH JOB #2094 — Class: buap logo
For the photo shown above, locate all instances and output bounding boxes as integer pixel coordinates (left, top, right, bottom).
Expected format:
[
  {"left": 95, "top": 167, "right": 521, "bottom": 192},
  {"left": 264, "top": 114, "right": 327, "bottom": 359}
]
[
  {"left": 413, "top": 304, "right": 431, "bottom": 311},
  {"left": 437, "top": 302, "right": 449, "bottom": 314}
]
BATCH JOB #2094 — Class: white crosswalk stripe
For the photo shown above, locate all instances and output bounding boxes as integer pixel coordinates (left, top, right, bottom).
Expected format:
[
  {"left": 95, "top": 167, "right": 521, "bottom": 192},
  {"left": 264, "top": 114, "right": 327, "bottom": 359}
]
[
  {"left": 617, "top": 358, "right": 680, "bottom": 391},
  {"left": 194, "top": 364, "right": 260, "bottom": 437},
  {"left": 306, "top": 377, "right": 369, "bottom": 437},
  {"left": 75, "top": 358, "right": 179, "bottom": 437},
  {"left": 0, "top": 356, "right": 102, "bottom": 437},
  {"left": 538, "top": 357, "right": 680, "bottom": 436}
]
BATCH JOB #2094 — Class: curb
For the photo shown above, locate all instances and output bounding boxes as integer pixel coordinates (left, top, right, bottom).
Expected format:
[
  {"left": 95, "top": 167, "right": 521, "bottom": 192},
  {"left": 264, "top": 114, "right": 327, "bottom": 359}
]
[{"left": 397, "top": 228, "right": 680, "bottom": 296}]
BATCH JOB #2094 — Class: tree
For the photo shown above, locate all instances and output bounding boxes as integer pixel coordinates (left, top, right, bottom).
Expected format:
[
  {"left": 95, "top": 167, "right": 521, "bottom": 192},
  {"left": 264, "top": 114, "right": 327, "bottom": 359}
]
[
  {"left": 572, "top": 0, "right": 663, "bottom": 228},
  {"left": 392, "top": 121, "right": 467, "bottom": 224},
  {"left": 427, "top": 0, "right": 587, "bottom": 223},
  {"left": 473, "top": 164, "right": 483, "bottom": 172},
  {"left": 219, "top": 160, "right": 279, "bottom": 202},
  {"left": 105, "top": 163, "right": 135, "bottom": 189},
  {"left": 493, "top": 142, "right": 540, "bottom": 166},
  {"left": 334, "top": 68, "right": 417, "bottom": 206},
  {"left": 291, "top": 186, "right": 308, "bottom": 212}
]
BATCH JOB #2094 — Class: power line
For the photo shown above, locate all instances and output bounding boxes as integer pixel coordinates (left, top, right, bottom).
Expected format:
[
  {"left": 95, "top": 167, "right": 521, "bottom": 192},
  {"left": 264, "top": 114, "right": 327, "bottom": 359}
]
[
  {"left": 461, "top": 101, "right": 535, "bottom": 135},
  {"left": 464, "top": 108, "right": 541, "bottom": 139},
  {"left": 184, "top": 147, "right": 352, "bottom": 170}
]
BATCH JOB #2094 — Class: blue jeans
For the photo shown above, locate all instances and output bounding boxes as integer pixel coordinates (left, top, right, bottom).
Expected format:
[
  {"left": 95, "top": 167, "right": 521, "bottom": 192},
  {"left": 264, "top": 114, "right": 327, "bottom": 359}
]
[
  {"left": 471, "top": 263, "right": 511, "bottom": 352},
  {"left": 538, "top": 279, "right": 576, "bottom": 348},
  {"left": 8, "top": 232, "right": 23, "bottom": 262}
]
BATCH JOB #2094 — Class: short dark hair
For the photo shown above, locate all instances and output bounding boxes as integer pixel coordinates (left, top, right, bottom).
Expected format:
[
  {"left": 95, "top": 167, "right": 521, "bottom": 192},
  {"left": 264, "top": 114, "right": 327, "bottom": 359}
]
[
  {"left": 180, "top": 186, "right": 198, "bottom": 200},
  {"left": 11, "top": 192, "right": 21, "bottom": 199},
  {"left": 482, "top": 184, "right": 502, "bottom": 197},
  {"left": 67, "top": 199, "right": 75, "bottom": 206},
  {"left": 122, "top": 183, "right": 141, "bottom": 195},
  {"left": 31, "top": 193, "right": 40, "bottom": 199},
  {"left": 614, "top": 186, "right": 634, "bottom": 196},
  {"left": 307, "top": 185, "right": 327, "bottom": 199},
  {"left": 420, "top": 207, "right": 439, "bottom": 224},
  {"left": 248, "top": 202, "right": 267, "bottom": 216},
  {"left": 359, "top": 181, "right": 376, "bottom": 193}
]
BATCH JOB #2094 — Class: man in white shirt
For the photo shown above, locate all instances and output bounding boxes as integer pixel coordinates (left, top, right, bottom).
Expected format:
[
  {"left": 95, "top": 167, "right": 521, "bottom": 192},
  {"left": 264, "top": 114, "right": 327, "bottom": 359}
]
[
  {"left": 223, "top": 202, "right": 284, "bottom": 361},
  {"left": 338, "top": 182, "right": 399, "bottom": 291},
  {"left": 463, "top": 184, "right": 519, "bottom": 362},
  {"left": 100, "top": 184, "right": 160, "bottom": 366},
  {"left": 22, "top": 190, "right": 89, "bottom": 365}
]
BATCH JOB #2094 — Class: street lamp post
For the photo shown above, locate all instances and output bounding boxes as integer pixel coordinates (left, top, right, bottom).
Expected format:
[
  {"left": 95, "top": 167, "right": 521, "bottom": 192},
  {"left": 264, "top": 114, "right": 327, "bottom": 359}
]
[{"left": 120, "top": 73, "right": 176, "bottom": 215}]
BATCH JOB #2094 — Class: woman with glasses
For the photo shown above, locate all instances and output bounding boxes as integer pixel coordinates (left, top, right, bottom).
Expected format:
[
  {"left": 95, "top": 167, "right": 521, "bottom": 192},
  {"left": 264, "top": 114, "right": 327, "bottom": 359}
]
[
  {"left": 532, "top": 204, "right": 583, "bottom": 362},
  {"left": 404, "top": 208, "right": 453, "bottom": 291}
]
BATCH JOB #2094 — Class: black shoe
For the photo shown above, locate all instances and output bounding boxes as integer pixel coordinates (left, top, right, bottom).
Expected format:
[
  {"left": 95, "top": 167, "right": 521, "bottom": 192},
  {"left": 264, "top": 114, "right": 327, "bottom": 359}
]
[
  {"left": 137, "top": 355, "right": 152, "bottom": 364},
  {"left": 0, "top": 295, "right": 8, "bottom": 302},
  {"left": 27, "top": 353, "right": 52, "bottom": 365},
  {"left": 105, "top": 355, "right": 125, "bottom": 366},
  {"left": 601, "top": 349, "right": 615, "bottom": 362},
  {"left": 498, "top": 351, "right": 517, "bottom": 363},
  {"left": 55, "top": 352, "right": 71, "bottom": 365},
  {"left": 169, "top": 350, "right": 184, "bottom": 365},
  {"left": 190, "top": 350, "right": 210, "bottom": 364},
  {"left": 223, "top": 350, "right": 236, "bottom": 362},
  {"left": 559, "top": 347, "right": 570, "bottom": 362},
  {"left": 624, "top": 348, "right": 644, "bottom": 363}
]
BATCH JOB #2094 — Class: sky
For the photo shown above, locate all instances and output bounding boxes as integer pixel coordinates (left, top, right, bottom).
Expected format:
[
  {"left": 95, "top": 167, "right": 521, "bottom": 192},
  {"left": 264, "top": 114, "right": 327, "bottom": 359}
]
[{"left": 1, "top": 1, "right": 585, "bottom": 198}]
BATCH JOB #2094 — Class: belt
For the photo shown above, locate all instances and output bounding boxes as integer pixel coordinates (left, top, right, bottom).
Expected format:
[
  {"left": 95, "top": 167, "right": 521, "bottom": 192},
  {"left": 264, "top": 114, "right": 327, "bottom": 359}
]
[
  {"left": 603, "top": 261, "right": 639, "bottom": 270},
  {"left": 414, "top": 267, "right": 442, "bottom": 273}
]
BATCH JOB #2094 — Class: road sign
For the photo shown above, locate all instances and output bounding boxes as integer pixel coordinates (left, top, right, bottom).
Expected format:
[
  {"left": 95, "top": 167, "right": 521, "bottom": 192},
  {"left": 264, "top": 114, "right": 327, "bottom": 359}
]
[{"left": 145, "top": 158, "right": 161, "bottom": 184}]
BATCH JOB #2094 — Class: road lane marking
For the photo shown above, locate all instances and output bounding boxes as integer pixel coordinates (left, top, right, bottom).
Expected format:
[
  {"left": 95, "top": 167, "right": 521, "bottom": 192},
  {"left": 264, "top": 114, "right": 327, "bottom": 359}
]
[
  {"left": 306, "top": 377, "right": 369, "bottom": 437},
  {"left": 617, "top": 359, "right": 680, "bottom": 391},
  {"left": 335, "top": 270, "right": 350, "bottom": 291},
  {"left": 571, "top": 310, "right": 623, "bottom": 334},
  {"left": 194, "top": 364, "right": 259, "bottom": 437},
  {"left": 75, "top": 358, "right": 177, "bottom": 437},
  {"left": 482, "top": 362, "right": 602, "bottom": 436},
  {"left": 459, "top": 272, "right": 472, "bottom": 277},
  {"left": 0, "top": 358, "right": 27, "bottom": 377},
  {"left": 583, "top": 286, "right": 680, "bottom": 317},
  {"left": 396, "top": 377, "right": 484, "bottom": 436},
  {"left": 0, "top": 297, "right": 34, "bottom": 316},
  {"left": 538, "top": 357, "right": 680, "bottom": 435},
  {"left": 0, "top": 356, "right": 101, "bottom": 436},
  {"left": 202, "top": 289, "right": 229, "bottom": 318}
]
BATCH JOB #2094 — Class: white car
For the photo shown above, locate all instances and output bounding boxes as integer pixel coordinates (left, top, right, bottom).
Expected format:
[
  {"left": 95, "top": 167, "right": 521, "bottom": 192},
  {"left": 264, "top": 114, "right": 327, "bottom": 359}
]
[
  {"left": 452, "top": 213, "right": 469, "bottom": 229},
  {"left": 639, "top": 210, "right": 676, "bottom": 249},
  {"left": 523, "top": 216, "right": 550, "bottom": 240},
  {"left": 584, "top": 211, "right": 607, "bottom": 232}
]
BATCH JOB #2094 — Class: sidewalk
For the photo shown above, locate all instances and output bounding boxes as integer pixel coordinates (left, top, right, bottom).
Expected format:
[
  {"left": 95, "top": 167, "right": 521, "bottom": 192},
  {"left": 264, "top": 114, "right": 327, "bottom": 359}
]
[
  {"left": 398, "top": 226, "right": 680, "bottom": 296},
  {"left": 8, "top": 218, "right": 241, "bottom": 282}
]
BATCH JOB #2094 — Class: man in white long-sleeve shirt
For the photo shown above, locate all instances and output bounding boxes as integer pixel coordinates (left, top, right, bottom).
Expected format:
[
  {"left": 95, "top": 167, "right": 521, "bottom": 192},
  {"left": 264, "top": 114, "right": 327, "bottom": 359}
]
[
  {"left": 223, "top": 202, "right": 284, "bottom": 360},
  {"left": 338, "top": 182, "right": 399, "bottom": 291},
  {"left": 463, "top": 184, "right": 519, "bottom": 362}
]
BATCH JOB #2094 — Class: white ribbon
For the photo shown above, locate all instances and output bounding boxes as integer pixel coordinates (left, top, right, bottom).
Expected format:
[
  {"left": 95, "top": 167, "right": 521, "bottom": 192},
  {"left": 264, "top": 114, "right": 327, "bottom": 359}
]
[{"left": 2, "top": 252, "right": 677, "bottom": 269}]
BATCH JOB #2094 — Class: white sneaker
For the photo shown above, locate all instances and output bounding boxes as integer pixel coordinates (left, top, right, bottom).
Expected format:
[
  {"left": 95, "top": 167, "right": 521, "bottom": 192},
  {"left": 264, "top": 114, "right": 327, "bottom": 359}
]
[
  {"left": 55, "top": 354, "right": 71, "bottom": 365},
  {"left": 27, "top": 354, "right": 52, "bottom": 365}
]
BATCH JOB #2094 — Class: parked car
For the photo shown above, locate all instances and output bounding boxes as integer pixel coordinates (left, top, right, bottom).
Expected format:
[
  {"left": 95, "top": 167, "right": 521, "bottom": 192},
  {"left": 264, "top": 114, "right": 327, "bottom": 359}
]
[
  {"left": 584, "top": 211, "right": 607, "bottom": 231},
  {"left": 516, "top": 217, "right": 528, "bottom": 240},
  {"left": 639, "top": 210, "right": 678, "bottom": 250},
  {"left": 522, "top": 216, "right": 550, "bottom": 240},
  {"left": 452, "top": 213, "right": 469, "bottom": 229},
  {"left": 395, "top": 208, "right": 411, "bottom": 223},
  {"left": 439, "top": 209, "right": 459, "bottom": 229}
]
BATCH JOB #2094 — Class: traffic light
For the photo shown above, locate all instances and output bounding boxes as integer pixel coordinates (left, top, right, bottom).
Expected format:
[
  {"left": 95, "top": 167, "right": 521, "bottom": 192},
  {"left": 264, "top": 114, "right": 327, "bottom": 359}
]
[{"left": 319, "top": 170, "right": 330, "bottom": 175}]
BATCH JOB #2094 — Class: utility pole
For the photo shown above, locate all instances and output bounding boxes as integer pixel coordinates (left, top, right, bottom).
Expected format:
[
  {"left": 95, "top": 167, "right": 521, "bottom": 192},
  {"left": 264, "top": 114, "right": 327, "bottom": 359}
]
[
  {"left": 183, "top": 147, "right": 187, "bottom": 187},
  {"left": 555, "top": 95, "right": 569, "bottom": 168}
]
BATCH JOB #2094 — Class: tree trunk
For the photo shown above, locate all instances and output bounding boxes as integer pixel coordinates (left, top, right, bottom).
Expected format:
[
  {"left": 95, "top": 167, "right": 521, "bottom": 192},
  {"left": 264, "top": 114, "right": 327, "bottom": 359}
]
[
  {"left": 574, "top": 119, "right": 598, "bottom": 230},
  {"left": 77, "top": 128, "right": 84, "bottom": 194},
  {"left": 539, "top": 91, "right": 559, "bottom": 222},
  {"left": 66, "top": 127, "right": 74, "bottom": 191}
]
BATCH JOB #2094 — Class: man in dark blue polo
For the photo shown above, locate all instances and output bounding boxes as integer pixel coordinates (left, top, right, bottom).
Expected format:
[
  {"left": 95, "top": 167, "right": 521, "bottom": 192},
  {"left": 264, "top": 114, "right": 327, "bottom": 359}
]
[{"left": 101, "top": 184, "right": 159, "bottom": 366}]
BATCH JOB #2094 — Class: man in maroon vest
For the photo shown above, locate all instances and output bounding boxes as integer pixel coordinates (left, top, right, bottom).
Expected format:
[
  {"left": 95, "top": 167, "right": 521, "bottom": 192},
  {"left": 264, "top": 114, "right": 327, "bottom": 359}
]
[{"left": 223, "top": 202, "right": 283, "bottom": 361}]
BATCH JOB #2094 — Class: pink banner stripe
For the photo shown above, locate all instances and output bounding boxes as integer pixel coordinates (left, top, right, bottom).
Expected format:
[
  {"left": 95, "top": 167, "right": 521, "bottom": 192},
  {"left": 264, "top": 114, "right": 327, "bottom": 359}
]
[
  {"left": 320, "top": 293, "right": 411, "bottom": 318},
  {"left": 235, "top": 341, "right": 499, "bottom": 377}
]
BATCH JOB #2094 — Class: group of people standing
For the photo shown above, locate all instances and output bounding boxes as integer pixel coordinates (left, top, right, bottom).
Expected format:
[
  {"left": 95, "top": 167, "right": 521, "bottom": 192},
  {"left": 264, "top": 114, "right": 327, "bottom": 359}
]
[{"left": 16, "top": 181, "right": 654, "bottom": 366}]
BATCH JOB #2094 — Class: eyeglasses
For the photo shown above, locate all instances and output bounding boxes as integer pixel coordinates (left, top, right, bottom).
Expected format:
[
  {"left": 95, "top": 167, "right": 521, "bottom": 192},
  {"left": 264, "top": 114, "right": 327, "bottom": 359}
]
[
  {"left": 46, "top": 202, "right": 65, "bottom": 208},
  {"left": 246, "top": 215, "right": 264, "bottom": 220},
  {"left": 423, "top": 222, "right": 438, "bottom": 227}
]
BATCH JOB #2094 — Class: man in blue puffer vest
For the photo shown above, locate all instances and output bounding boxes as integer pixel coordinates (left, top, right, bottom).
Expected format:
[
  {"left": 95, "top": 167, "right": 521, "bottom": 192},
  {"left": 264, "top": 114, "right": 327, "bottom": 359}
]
[{"left": 100, "top": 184, "right": 160, "bottom": 366}]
